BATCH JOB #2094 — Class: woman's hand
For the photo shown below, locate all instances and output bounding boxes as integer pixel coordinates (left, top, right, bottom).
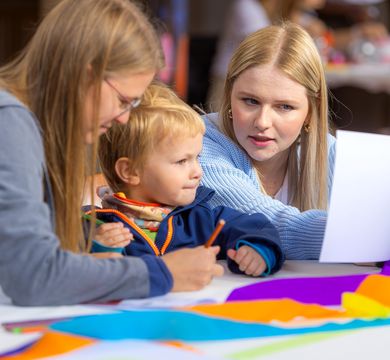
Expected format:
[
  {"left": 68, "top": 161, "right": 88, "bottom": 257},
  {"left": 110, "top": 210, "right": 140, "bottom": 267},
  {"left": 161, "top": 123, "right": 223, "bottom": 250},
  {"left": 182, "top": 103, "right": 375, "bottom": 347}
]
[
  {"left": 162, "top": 246, "right": 224, "bottom": 291},
  {"left": 94, "top": 222, "right": 133, "bottom": 248}
]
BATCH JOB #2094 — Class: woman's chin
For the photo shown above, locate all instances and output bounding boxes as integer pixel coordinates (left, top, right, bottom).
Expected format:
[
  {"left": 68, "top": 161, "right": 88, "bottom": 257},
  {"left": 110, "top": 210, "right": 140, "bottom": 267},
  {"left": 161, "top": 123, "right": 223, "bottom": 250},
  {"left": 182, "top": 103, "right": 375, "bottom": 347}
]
[{"left": 83, "top": 127, "right": 110, "bottom": 144}]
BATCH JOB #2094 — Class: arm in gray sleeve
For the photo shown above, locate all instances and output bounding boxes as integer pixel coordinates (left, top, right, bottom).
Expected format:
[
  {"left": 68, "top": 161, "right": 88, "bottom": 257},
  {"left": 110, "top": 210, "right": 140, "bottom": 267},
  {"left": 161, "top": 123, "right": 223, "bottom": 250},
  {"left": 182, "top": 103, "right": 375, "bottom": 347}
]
[{"left": 0, "top": 99, "right": 172, "bottom": 306}]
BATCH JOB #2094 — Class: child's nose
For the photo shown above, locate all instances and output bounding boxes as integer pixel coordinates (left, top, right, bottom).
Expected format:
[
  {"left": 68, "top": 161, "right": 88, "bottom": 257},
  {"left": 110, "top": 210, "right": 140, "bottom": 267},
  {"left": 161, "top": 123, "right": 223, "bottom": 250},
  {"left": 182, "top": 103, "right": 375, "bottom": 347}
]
[{"left": 192, "top": 162, "right": 203, "bottom": 179}]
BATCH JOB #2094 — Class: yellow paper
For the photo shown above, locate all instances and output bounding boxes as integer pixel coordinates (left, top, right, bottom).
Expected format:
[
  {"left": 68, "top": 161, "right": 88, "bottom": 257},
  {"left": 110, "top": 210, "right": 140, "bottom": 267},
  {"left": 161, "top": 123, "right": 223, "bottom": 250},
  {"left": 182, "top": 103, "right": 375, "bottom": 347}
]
[{"left": 342, "top": 292, "right": 390, "bottom": 318}]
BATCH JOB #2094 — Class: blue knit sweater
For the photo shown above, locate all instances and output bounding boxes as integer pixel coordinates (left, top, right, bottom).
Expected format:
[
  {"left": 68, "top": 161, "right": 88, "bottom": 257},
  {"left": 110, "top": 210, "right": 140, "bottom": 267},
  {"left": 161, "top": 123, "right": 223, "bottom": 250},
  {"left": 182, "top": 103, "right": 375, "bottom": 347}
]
[{"left": 200, "top": 113, "right": 336, "bottom": 260}]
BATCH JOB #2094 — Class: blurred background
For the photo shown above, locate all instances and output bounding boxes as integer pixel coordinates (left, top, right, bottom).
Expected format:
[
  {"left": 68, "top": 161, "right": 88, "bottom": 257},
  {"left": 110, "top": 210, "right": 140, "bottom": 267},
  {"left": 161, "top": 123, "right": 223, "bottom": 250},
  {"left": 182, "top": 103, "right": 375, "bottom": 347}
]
[{"left": 1, "top": 0, "right": 389, "bottom": 133}]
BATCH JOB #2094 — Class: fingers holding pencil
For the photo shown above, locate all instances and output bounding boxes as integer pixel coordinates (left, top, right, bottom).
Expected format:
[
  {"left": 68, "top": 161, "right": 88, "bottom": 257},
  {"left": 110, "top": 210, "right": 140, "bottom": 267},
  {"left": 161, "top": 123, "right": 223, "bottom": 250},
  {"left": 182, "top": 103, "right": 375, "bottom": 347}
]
[
  {"left": 205, "top": 219, "right": 226, "bottom": 248},
  {"left": 162, "top": 245, "right": 224, "bottom": 291}
]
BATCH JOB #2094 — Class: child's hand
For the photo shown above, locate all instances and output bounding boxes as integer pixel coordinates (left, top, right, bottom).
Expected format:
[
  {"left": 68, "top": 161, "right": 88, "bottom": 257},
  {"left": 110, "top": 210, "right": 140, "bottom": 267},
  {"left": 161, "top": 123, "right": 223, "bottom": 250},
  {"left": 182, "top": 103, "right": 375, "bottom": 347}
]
[
  {"left": 94, "top": 222, "right": 133, "bottom": 248},
  {"left": 227, "top": 245, "right": 266, "bottom": 277}
]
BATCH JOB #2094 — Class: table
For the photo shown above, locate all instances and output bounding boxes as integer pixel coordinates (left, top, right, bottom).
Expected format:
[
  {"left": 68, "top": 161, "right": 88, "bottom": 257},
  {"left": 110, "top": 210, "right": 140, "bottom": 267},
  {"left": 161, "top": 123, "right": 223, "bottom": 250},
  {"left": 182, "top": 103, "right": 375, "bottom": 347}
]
[
  {"left": 326, "top": 63, "right": 390, "bottom": 94},
  {"left": 325, "top": 63, "right": 390, "bottom": 133},
  {"left": 0, "top": 261, "right": 386, "bottom": 359},
  {"left": 116, "top": 260, "right": 379, "bottom": 308}
]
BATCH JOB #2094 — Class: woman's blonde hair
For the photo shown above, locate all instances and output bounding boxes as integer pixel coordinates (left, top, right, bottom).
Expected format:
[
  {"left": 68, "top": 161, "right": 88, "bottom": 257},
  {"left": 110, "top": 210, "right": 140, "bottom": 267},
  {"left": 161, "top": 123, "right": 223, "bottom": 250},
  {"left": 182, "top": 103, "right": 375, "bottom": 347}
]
[
  {"left": 0, "top": 0, "right": 164, "bottom": 251},
  {"left": 99, "top": 83, "right": 205, "bottom": 193},
  {"left": 220, "top": 22, "right": 329, "bottom": 211}
]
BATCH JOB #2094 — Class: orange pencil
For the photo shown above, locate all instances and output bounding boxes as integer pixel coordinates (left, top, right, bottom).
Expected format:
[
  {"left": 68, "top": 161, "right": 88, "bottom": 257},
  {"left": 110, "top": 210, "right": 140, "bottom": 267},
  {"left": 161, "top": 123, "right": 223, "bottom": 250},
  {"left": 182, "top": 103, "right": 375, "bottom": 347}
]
[{"left": 205, "top": 219, "right": 225, "bottom": 248}]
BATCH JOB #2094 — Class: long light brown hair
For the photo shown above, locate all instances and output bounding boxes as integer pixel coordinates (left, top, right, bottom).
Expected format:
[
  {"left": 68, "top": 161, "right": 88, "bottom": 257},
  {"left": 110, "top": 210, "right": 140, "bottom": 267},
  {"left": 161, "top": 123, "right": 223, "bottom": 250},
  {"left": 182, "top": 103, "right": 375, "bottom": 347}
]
[
  {"left": 220, "top": 22, "right": 329, "bottom": 211},
  {"left": 0, "top": 0, "right": 163, "bottom": 251}
]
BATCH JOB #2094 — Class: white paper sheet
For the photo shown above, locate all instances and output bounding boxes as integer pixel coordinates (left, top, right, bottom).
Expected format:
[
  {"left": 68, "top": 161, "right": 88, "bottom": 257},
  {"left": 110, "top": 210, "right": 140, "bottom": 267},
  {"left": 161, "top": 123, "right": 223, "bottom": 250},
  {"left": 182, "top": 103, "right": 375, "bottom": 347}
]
[
  {"left": 194, "top": 325, "right": 390, "bottom": 359},
  {"left": 320, "top": 130, "right": 390, "bottom": 262},
  {"left": 110, "top": 268, "right": 260, "bottom": 309},
  {"left": 0, "top": 329, "right": 41, "bottom": 356},
  {"left": 0, "top": 304, "right": 114, "bottom": 325},
  {"left": 43, "top": 340, "right": 223, "bottom": 360}
]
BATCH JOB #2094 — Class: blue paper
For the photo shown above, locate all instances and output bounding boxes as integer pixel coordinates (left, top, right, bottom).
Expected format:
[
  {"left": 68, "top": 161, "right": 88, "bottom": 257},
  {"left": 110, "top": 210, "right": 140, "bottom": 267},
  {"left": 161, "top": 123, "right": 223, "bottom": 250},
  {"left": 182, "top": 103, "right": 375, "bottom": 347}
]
[{"left": 51, "top": 309, "right": 390, "bottom": 341}]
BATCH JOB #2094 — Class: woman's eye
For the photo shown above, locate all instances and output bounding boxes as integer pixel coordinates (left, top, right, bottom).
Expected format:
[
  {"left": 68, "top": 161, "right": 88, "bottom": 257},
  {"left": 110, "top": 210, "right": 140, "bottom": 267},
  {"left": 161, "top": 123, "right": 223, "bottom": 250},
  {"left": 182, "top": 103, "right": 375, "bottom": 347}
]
[
  {"left": 119, "top": 98, "right": 129, "bottom": 109},
  {"left": 242, "top": 97, "right": 258, "bottom": 106},
  {"left": 279, "top": 104, "right": 294, "bottom": 111}
]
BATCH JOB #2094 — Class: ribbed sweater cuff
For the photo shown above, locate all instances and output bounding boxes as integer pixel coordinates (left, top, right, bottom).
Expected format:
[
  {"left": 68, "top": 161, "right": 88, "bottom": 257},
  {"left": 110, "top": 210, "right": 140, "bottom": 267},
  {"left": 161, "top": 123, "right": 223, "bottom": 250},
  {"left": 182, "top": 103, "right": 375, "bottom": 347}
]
[
  {"left": 279, "top": 211, "right": 326, "bottom": 260},
  {"left": 141, "top": 254, "right": 173, "bottom": 297}
]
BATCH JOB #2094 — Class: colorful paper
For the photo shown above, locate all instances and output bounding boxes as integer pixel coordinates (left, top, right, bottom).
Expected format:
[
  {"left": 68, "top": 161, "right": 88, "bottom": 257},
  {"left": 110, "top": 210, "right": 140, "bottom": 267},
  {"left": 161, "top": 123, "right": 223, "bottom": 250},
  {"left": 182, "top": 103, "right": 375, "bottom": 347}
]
[
  {"left": 185, "top": 299, "right": 344, "bottom": 323},
  {"left": 381, "top": 261, "right": 390, "bottom": 275},
  {"left": 34, "top": 340, "right": 218, "bottom": 360},
  {"left": 4, "top": 332, "right": 95, "bottom": 360},
  {"left": 355, "top": 274, "right": 390, "bottom": 306},
  {"left": 51, "top": 310, "right": 390, "bottom": 341},
  {"left": 226, "top": 274, "right": 368, "bottom": 305},
  {"left": 226, "top": 325, "right": 390, "bottom": 360},
  {"left": 342, "top": 292, "right": 390, "bottom": 318},
  {"left": 0, "top": 332, "right": 41, "bottom": 357}
]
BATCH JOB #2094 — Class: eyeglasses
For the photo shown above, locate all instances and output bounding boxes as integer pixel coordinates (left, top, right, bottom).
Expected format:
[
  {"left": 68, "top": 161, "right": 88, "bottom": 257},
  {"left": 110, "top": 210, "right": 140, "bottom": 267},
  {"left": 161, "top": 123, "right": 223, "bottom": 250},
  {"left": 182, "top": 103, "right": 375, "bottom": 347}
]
[{"left": 104, "top": 79, "right": 142, "bottom": 118}]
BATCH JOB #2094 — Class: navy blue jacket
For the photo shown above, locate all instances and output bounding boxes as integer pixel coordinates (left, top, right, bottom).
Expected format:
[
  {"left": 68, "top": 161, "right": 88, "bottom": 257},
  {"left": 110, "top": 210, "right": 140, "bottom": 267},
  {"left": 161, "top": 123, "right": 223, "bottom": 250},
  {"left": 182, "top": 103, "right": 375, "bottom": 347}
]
[{"left": 87, "top": 187, "right": 285, "bottom": 275}]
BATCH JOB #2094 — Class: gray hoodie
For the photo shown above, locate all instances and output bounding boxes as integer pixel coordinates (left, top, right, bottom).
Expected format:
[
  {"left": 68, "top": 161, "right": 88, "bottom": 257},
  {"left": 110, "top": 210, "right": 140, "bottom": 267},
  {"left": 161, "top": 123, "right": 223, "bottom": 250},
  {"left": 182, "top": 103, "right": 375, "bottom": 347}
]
[{"left": 0, "top": 91, "right": 172, "bottom": 306}]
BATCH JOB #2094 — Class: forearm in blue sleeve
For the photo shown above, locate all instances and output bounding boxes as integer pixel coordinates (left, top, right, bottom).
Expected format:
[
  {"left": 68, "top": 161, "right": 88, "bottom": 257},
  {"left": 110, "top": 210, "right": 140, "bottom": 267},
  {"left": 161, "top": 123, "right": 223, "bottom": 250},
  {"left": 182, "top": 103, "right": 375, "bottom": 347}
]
[
  {"left": 236, "top": 239, "right": 276, "bottom": 276},
  {"left": 91, "top": 240, "right": 124, "bottom": 254},
  {"left": 141, "top": 255, "right": 173, "bottom": 297}
]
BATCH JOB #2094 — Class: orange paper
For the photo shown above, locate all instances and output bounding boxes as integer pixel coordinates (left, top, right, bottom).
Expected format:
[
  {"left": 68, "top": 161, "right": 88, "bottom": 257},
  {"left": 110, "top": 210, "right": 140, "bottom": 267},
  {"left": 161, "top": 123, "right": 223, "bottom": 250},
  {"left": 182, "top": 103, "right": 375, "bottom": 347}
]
[
  {"left": 355, "top": 274, "right": 390, "bottom": 307},
  {"left": 185, "top": 298, "right": 345, "bottom": 323},
  {"left": 3, "top": 331, "right": 95, "bottom": 360}
]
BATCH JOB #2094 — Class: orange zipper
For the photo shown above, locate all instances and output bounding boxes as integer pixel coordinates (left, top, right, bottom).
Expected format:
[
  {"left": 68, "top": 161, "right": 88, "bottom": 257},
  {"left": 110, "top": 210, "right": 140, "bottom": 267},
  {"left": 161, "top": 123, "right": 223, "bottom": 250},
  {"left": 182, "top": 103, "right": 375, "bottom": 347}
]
[
  {"left": 160, "top": 217, "right": 173, "bottom": 255},
  {"left": 85, "top": 208, "right": 174, "bottom": 256}
]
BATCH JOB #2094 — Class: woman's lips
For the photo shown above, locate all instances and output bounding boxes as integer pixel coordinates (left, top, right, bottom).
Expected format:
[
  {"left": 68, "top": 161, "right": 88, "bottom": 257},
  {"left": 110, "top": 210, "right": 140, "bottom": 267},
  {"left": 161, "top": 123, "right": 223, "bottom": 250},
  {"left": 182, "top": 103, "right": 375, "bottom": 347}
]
[{"left": 249, "top": 135, "right": 274, "bottom": 147}]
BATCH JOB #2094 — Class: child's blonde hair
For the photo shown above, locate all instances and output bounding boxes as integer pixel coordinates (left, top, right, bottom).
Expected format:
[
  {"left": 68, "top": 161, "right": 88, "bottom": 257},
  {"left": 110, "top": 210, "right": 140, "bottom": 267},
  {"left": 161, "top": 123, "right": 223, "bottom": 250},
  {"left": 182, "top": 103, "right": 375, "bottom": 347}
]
[{"left": 99, "top": 83, "right": 205, "bottom": 193}]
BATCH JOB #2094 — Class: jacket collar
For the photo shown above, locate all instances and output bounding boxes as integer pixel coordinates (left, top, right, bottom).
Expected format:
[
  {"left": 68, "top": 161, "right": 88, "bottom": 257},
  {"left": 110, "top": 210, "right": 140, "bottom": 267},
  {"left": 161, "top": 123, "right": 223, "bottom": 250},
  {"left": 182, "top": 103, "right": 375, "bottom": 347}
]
[{"left": 171, "top": 186, "right": 215, "bottom": 214}]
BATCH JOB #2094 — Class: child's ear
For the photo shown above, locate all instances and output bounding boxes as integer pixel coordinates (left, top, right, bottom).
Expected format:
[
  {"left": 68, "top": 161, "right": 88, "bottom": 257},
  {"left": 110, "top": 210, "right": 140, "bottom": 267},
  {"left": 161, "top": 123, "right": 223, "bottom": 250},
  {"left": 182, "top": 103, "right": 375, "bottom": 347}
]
[{"left": 115, "top": 157, "right": 140, "bottom": 186}]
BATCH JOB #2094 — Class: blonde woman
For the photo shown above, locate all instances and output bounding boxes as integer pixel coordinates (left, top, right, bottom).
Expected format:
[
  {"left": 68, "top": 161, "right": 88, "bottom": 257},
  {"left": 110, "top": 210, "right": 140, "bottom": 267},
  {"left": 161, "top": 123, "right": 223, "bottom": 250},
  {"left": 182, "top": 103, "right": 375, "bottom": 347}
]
[
  {"left": 0, "top": 0, "right": 222, "bottom": 306},
  {"left": 201, "top": 23, "right": 336, "bottom": 259}
]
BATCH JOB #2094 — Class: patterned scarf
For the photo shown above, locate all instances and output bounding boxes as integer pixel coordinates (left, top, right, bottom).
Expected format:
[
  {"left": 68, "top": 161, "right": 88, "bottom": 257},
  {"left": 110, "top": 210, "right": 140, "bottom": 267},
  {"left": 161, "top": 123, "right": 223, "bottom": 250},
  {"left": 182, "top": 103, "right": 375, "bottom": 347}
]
[{"left": 99, "top": 188, "right": 174, "bottom": 241}]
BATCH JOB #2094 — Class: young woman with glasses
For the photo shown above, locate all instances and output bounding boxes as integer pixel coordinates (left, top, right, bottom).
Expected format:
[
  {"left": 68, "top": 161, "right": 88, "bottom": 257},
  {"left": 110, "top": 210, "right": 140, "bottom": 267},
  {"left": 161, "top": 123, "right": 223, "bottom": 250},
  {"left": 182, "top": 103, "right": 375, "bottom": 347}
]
[{"left": 0, "top": 0, "right": 223, "bottom": 306}]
